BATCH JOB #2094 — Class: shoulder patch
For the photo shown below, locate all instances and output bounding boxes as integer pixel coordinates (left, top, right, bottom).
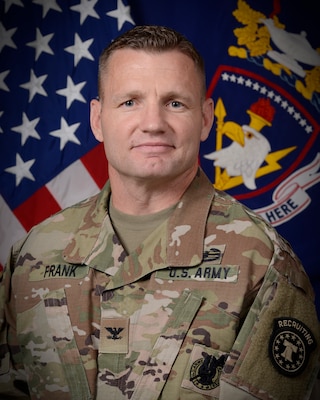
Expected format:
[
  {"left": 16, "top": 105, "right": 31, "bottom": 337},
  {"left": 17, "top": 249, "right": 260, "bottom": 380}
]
[
  {"left": 182, "top": 344, "right": 228, "bottom": 397},
  {"left": 269, "top": 317, "right": 317, "bottom": 377},
  {"left": 190, "top": 352, "right": 227, "bottom": 390}
]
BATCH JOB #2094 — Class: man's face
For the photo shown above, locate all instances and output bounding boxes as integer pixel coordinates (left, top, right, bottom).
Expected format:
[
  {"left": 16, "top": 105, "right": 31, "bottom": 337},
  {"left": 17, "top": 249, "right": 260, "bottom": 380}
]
[{"left": 90, "top": 48, "right": 213, "bottom": 185}]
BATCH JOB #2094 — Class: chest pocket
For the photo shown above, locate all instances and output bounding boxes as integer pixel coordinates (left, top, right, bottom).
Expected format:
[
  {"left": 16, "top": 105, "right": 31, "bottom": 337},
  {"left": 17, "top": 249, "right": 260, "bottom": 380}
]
[
  {"left": 96, "top": 289, "right": 204, "bottom": 400},
  {"left": 16, "top": 289, "right": 91, "bottom": 400}
]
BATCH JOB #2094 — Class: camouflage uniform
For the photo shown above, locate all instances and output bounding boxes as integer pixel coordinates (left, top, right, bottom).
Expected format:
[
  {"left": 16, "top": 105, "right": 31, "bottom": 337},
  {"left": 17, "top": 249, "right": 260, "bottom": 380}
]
[{"left": 0, "top": 168, "right": 319, "bottom": 399}]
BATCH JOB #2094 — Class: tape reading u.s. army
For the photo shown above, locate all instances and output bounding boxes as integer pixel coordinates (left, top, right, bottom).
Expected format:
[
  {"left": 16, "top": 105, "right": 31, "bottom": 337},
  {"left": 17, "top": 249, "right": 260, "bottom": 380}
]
[
  {"left": 29, "top": 264, "right": 88, "bottom": 280},
  {"left": 156, "top": 265, "right": 239, "bottom": 282}
]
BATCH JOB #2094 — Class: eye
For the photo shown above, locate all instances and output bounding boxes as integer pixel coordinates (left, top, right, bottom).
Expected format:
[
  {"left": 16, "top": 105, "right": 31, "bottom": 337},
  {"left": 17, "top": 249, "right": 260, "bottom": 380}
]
[
  {"left": 168, "top": 100, "right": 183, "bottom": 109},
  {"left": 122, "top": 99, "right": 135, "bottom": 107}
]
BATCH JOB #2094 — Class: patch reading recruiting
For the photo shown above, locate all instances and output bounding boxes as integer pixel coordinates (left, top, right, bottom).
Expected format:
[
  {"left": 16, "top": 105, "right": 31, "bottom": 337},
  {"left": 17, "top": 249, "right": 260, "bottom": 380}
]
[{"left": 269, "top": 317, "right": 317, "bottom": 377}]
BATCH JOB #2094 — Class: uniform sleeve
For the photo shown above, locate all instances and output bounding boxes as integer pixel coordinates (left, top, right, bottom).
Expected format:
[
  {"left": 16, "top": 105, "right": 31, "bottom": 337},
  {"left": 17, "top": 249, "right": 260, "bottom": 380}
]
[
  {"left": 220, "top": 232, "right": 320, "bottom": 400},
  {"left": 0, "top": 244, "right": 30, "bottom": 398}
]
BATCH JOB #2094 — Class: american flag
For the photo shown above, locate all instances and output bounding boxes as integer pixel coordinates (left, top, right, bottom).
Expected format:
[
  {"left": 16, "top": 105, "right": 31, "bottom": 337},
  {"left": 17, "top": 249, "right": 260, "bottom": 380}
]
[
  {"left": 1, "top": 0, "right": 319, "bottom": 313},
  {"left": 0, "top": 0, "right": 136, "bottom": 269}
]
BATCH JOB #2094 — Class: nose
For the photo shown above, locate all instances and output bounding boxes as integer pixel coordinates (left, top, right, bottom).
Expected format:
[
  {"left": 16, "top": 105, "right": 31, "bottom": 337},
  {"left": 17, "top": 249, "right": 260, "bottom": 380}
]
[{"left": 140, "top": 102, "right": 167, "bottom": 134}]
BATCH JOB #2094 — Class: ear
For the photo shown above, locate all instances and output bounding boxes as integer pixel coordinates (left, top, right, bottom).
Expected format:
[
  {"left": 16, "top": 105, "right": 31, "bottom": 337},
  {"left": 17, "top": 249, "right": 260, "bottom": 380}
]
[
  {"left": 200, "top": 97, "right": 214, "bottom": 142},
  {"left": 90, "top": 98, "right": 103, "bottom": 142}
]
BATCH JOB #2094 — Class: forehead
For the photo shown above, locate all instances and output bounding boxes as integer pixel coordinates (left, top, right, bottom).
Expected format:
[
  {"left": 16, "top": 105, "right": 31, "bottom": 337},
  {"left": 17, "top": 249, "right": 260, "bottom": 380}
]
[
  {"left": 101, "top": 48, "right": 204, "bottom": 95},
  {"left": 105, "top": 48, "right": 200, "bottom": 80}
]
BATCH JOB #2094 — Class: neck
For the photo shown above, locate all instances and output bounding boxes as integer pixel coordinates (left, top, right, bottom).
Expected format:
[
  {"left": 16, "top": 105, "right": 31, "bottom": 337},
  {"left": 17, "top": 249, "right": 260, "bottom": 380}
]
[{"left": 109, "top": 166, "right": 198, "bottom": 215}]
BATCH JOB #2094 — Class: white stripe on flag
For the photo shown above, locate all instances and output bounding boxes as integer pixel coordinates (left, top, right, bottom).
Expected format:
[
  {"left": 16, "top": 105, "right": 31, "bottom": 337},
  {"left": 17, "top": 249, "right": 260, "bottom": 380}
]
[
  {"left": 46, "top": 159, "right": 100, "bottom": 209},
  {"left": 0, "top": 195, "right": 27, "bottom": 266}
]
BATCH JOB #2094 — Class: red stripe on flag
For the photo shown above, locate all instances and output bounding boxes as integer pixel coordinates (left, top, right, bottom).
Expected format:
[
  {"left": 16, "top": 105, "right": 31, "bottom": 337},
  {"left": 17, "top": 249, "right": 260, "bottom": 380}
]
[
  {"left": 81, "top": 143, "right": 109, "bottom": 189},
  {"left": 14, "top": 186, "right": 61, "bottom": 232}
]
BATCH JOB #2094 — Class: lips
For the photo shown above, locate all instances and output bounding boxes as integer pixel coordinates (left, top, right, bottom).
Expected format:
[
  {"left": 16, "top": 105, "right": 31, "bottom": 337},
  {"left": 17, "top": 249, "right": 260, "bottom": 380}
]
[
  {"left": 134, "top": 141, "right": 173, "bottom": 147},
  {"left": 132, "top": 142, "right": 175, "bottom": 153}
]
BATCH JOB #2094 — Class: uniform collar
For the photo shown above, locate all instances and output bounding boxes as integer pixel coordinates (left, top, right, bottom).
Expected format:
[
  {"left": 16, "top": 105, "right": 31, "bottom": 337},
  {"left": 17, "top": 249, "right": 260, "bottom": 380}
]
[
  {"left": 63, "top": 168, "right": 215, "bottom": 274},
  {"left": 166, "top": 168, "right": 214, "bottom": 266}
]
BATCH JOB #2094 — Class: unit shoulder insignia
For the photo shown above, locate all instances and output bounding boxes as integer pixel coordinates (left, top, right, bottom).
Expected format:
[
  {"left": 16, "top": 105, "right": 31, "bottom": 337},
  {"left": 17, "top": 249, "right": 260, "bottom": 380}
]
[
  {"left": 190, "top": 352, "right": 228, "bottom": 390},
  {"left": 269, "top": 317, "right": 316, "bottom": 377}
]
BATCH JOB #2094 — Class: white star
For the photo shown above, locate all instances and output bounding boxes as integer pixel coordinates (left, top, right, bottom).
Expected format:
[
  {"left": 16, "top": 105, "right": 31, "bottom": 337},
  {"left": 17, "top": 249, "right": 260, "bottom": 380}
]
[
  {"left": 70, "top": 0, "right": 100, "bottom": 25},
  {"left": 20, "top": 69, "right": 48, "bottom": 102},
  {"left": 64, "top": 33, "right": 94, "bottom": 67},
  {"left": 27, "top": 28, "right": 54, "bottom": 60},
  {"left": 56, "top": 76, "right": 86, "bottom": 109},
  {"left": 0, "top": 22, "right": 17, "bottom": 52},
  {"left": 5, "top": 153, "right": 36, "bottom": 186},
  {"left": 260, "top": 86, "right": 267, "bottom": 95},
  {"left": 49, "top": 117, "right": 81, "bottom": 150},
  {"left": 3, "top": 0, "right": 23, "bottom": 13},
  {"left": 287, "top": 106, "right": 295, "bottom": 115},
  {"left": 305, "top": 125, "right": 312, "bottom": 134},
  {"left": 0, "top": 70, "right": 10, "bottom": 91},
  {"left": 294, "top": 111, "right": 301, "bottom": 121},
  {"left": 11, "top": 113, "right": 41, "bottom": 145},
  {"left": 253, "top": 82, "right": 260, "bottom": 91},
  {"left": 33, "top": 0, "right": 62, "bottom": 18},
  {"left": 230, "top": 74, "right": 237, "bottom": 82},
  {"left": 267, "top": 90, "right": 275, "bottom": 99},
  {"left": 107, "top": 0, "right": 135, "bottom": 31},
  {"left": 274, "top": 95, "right": 282, "bottom": 103},
  {"left": 299, "top": 118, "right": 306, "bottom": 127},
  {"left": 221, "top": 72, "right": 229, "bottom": 81}
]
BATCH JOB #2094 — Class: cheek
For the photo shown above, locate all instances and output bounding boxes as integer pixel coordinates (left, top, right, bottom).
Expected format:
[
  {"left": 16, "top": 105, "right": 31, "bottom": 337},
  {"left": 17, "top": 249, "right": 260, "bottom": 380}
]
[
  {"left": 102, "top": 140, "right": 121, "bottom": 169},
  {"left": 179, "top": 118, "right": 203, "bottom": 145},
  {"left": 100, "top": 126, "right": 128, "bottom": 164},
  {"left": 101, "top": 112, "right": 136, "bottom": 135}
]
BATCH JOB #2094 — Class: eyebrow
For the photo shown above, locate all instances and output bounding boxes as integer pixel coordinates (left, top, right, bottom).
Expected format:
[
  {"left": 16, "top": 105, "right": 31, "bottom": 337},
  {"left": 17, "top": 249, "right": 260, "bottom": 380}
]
[
  {"left": 110, "top": 91, "right": 143, "bottom": 104},
  {"left": 163, "top": 90, "right": 193, "bottom": 101},
  {"left": 111, "top": 89, "right": 195, "bottom": 104}
]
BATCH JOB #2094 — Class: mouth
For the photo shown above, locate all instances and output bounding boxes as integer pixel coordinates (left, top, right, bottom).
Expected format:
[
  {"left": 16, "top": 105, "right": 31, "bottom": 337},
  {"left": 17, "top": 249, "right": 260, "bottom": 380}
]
[{"left": 132, "top": 142, "right": 175, "bottom": 153}]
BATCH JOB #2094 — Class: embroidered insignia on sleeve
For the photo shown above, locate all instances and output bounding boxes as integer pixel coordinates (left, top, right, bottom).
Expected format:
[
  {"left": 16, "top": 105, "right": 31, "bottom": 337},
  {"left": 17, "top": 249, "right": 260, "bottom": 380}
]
[
  {"left": 190, "top": 353, "right": 228, "bottom": 390},
  {"left": 269, "top": 317, "right": 317, "bottom": 377}
]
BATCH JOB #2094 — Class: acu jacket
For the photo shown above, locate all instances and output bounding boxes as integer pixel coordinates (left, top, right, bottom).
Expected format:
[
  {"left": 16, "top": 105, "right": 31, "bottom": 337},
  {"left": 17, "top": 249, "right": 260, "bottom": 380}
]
[{"left": 0, "top": 168, "right": 319, "bottom": 399}]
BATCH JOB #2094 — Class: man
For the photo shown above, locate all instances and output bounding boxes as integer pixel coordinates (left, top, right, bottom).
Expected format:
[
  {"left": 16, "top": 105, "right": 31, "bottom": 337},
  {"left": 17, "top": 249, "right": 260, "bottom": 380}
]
[{"left": 0, "top": 25, "right": 319, "bottom": 400}]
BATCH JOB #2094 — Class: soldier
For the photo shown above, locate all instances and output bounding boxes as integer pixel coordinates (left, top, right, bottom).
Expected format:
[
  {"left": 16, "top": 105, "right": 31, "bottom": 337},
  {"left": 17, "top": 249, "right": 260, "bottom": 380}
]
[{"left": 0, "top": 25, "right": 319, "bottom": 400}]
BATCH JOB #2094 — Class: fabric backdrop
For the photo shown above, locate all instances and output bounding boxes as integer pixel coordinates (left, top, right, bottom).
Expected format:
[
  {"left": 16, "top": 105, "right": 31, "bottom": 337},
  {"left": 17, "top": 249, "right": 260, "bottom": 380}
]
[{"left": 0, "top": 0, "right": 319, "bottom": 314}]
